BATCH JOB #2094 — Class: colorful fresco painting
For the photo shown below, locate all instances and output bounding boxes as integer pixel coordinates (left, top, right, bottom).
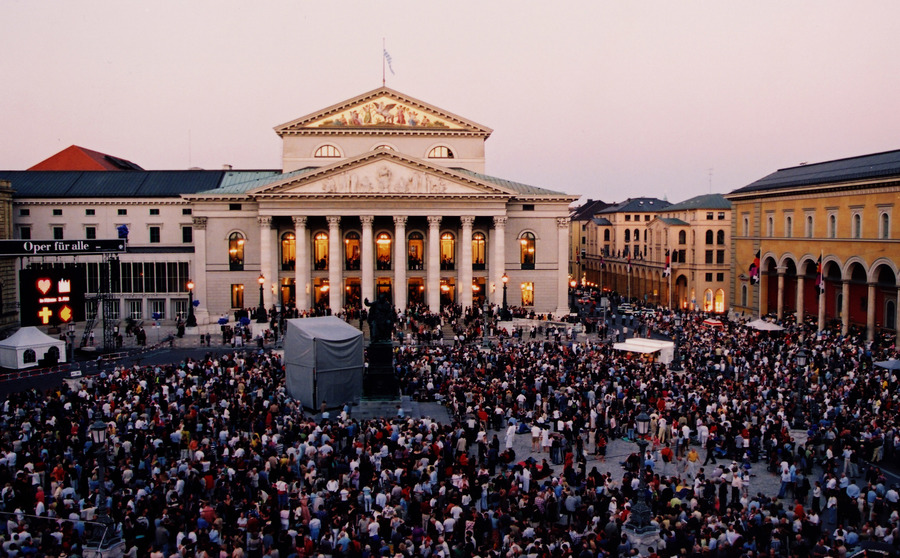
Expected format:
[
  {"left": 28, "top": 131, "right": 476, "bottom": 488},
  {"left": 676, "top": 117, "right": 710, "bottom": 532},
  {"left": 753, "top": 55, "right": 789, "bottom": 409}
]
[{"left": 314, "top": 98, "right": 458, "bottom": 129}]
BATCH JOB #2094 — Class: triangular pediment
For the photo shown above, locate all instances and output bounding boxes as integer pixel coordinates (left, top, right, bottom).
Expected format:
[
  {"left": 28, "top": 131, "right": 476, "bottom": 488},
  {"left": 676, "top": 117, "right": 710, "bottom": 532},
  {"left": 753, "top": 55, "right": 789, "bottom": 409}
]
[
  {"left": 252, "top": 151, "right": 511, "bottom": 198},
  {"left": 275, "top": 87, "right": 492, "bottom": 136}
]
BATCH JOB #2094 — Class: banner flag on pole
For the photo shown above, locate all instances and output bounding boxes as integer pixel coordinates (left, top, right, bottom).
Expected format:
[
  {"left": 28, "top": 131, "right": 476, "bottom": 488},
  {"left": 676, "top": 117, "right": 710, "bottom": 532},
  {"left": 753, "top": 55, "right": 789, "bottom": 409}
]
[
  {"left": 749, "top": 250, "right": 760, "bottom": 284},
  {"left": 627, "top": 253, "right": 632, "bottom": 273},
  {"left": 815, "top": 251, "right": 825, "bottom": 295},
  {"left": 663, "top": 249, "right": 671, "bottom": 278},
  {"left": 383, "top": 48, "right": 395, "bottom": 75}
]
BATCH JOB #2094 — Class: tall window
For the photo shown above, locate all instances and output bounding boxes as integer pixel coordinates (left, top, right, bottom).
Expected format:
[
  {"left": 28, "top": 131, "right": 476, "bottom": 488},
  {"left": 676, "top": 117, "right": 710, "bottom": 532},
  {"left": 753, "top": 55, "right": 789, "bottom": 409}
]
[
  {"left": 521, "top": 282, "right": 534, "bottom": 306},
  {"left": 604, "top": 230, "right": 610, "bottom": 241},
  {"left": 376, "top": 233, "right": 392, "bottom": 270},
  {"left": 519, "top": 232, "right": 535, "bottom": 269},
  {"left": 344, "top": 232, "right": 360, "bottom": 270},
  {"left": 472, "top": 232, "right": 486, "bottom": 270},
  {"left": 149, "top": 226, "right": 161, "bottom": 244},
  {"left": 678, "top": 231, "right": 686, "bottom": 244},
  {"left": 741, "top": 285, "right": 748, "bottom": 307},
  {"left": 806, "top": 215, "right": 814, "bottom": 238},
  {"left": 85, "top": 226, "right": 96, "bottom": 240},
  {"left": 829, "top": 214, "right": 837, "bottom": 238},
  {"left": 785, "top": 216, "right": 793, "bottom": 238},
  {"left": 408, "top": 232, "right": 424, "bottom": 270},
  {"left": 314, "top": 144, "right": 341, "bottom": 158},
  {"left": 428, "top": 146, "right": 454, "bottom": 159},
  {"left": 881, "top": 213, "right": 891, "bottom": 239},
  {"left": 767, "top": 216, "right": 774, "bottom": 237},
  {"left": 624, "top": 230, "right": 631, "bottom": 243},
  {"left": 743, "top": 216, "right": 749, "bottom": 236},
  {"left": 440, "top": 233, "right": 456, "bottom": 270},
  {"left": 231, "top": 284, "right": 244, "bottom": 308},
  {"left": 229, "top": 232, "right": 245, "bottom": 271},
  {"left": 705, "top": 230, "right": 713, "bottom": 244},
  {"left": 716, "top": 230, "right": 725, "bottom": 245},
  {"left": 281, "top": 232, "right": 296, "bottom": 271},
  {"left": 314, "top": 232, "right": 328, "bottom": 270},
  {"left": 853, "top": 213, "right": 862, "bottom": 238}
]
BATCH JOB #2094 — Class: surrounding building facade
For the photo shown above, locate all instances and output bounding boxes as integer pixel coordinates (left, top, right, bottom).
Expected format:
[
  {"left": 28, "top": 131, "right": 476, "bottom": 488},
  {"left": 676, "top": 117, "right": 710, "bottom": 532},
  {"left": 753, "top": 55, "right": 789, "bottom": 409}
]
[
  {"left": 0, "top": 181, "right": 16, "bottom": 332},
  {"left": 726, "top": 149, "right": 900, "bottom": 342},
  {"left": 1, "top": 87, "right": 578, "bottom": 325},
  {"left": 568, "top": 199, "right": 610, "bottom": 286}
]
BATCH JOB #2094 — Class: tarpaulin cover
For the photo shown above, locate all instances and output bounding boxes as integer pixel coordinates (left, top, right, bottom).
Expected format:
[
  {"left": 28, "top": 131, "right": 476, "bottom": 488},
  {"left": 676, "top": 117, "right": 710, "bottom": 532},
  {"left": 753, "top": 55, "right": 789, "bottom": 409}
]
[{"left": 284, "top": 316, "right": 364, "bottom": 410}]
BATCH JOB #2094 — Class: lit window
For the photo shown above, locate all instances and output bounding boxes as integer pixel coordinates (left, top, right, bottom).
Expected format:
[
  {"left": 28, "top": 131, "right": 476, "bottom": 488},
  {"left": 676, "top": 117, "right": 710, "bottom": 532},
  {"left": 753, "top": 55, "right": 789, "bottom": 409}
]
[
  {"left": 314, "top": 232, "right": 329, "bottom": 270},
  {"left": 376, "top": 233, "right": 392, "bottom": 270},
  {"left": 472, "top": 232, "right": 486, "bottom": 270},
  {"left": 408, "top": 232, "right": 424, "bottom": 270},
  {"left": 314, "top": 145, "right": 341, "bottom": 158},
  {"left": 440, "top": 233, "right": 455, "bottom": 270},
  {"left": 428, "top": 146, "right": 454, "bottom": 159},
  {"left": 282, "top": 232, "right": 296, "bottom": 271},
  {"left": 231, "top": 284, "right": 244, "bottom": 308},
  {"left": 229, "top": 232, "right": 245, "bottom": 271},
  {"left": 519, "top": 232, "right": 535, "bottom": 269},
  {"left": 345, "top": 232, "right": 360, "bottom": 271},
  {"left": 521, "top": 282, "right": 535, "bottom": 306}
]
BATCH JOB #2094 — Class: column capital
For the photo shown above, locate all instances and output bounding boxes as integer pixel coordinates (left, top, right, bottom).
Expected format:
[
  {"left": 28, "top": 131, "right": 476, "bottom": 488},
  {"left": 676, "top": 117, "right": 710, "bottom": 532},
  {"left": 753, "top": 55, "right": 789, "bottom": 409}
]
[
  {"left": 393, "top": 215, "right": 408, "bottom": 227},
  {"left": 557, "top": 217, "right": 570, "bottom": 229},
  {"left": 191, "top": 216, "right": 208, "bottom": 230},
  {"left": 327, "top": 216, "right": 341, "bottom": 228},
  {"left": 493, "top": 215, "right": 508, "bottom": 227},
  {"left": 360, "top": 215, "right": 375, "bottom": 226},
  {"left": 258, "top": 216, "right": 273, "bottom": 228},
  {"left": 292, "top": 216, "right": 307, "bottom": 228},
  {"left": 427, "top": 216, "right": 442, "bottom": 228},
  {"left": 460, "top": 215, "right": 476, "bottom": 227}
]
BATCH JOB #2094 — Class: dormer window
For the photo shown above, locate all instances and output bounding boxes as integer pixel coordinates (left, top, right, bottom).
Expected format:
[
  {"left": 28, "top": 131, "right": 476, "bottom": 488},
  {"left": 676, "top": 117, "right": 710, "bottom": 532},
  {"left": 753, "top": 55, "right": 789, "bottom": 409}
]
[
  {"left": 428, "top": 146, "right": 454, "bottom": 159},
  {"left": 314, "top": 145, "right": 342, "bottom": 158}
]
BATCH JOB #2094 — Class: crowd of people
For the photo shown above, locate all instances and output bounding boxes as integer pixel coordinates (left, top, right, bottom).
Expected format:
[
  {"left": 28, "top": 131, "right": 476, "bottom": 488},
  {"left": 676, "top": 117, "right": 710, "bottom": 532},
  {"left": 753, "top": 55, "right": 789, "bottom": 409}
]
[{"left": 0, "top": 301, "right": 897, "bottom": 558}]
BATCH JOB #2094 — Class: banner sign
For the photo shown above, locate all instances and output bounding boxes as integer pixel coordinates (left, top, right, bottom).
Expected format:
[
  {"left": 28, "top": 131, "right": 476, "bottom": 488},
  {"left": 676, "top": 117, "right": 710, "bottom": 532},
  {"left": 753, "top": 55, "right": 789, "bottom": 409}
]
[
  {"left": 20, "top": 268, "right": 87, "bottom": 326},
  {"left": 0, "top": 239, "right": 125, "bottom": 257}
]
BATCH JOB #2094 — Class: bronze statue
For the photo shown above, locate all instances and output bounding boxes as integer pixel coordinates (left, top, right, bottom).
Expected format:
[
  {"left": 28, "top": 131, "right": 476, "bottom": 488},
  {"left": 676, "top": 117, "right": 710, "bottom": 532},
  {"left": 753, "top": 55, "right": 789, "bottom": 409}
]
[{"left": 364, "top": 294, "right": 395, "bottom": 342}]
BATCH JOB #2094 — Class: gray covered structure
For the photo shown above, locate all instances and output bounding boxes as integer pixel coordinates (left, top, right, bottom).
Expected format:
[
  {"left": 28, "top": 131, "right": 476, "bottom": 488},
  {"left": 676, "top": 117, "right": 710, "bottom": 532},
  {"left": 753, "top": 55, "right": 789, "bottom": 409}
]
[{"left": 284, "top": 316, "right": 364, "bottom": 410}]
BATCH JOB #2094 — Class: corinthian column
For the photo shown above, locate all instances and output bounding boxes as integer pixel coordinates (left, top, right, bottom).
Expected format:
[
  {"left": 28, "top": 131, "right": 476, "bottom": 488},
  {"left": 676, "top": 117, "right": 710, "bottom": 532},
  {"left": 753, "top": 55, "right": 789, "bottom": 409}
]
[
  {"left": 491, "top": 216, "right": 507, "bottom": 307},
  {"left": 327, "top": 216, "right": 342, "bottom": 311},
  {"left": 555, "top": 217, "right": 570, "bottom": 317},
  {"left": 293, "top": 216, "right": 309, "bottom": 312},
  {"left": 427, "top": 216, "right": 442, "bottom": 311},
  {"left": 361, "top": 216, "right": 375, "bottom": 304},
  {"left": 258, "top": 216, "right": 273, "bottom": 311},
  {"left": 191, "top": 217, "right": 209, "bottom": 324},
  {"left": 460, "top": 216, "right": 475, "bottom": 311},
  {"left": 393, "top": 216, "right": 408, "bottom": 310}
]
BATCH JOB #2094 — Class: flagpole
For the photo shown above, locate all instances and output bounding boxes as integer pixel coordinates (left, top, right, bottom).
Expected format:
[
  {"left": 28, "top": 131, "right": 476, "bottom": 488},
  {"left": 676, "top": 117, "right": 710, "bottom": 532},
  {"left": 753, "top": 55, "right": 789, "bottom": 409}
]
[
  {"left": 758, "top": 245, "right": 763, "bottom": 319},
  {"left": 382, "top": 38, "right": 386, "bottom": 86},
  {"left": 668, "top": 251, "right": 672, "bottom": 310}
]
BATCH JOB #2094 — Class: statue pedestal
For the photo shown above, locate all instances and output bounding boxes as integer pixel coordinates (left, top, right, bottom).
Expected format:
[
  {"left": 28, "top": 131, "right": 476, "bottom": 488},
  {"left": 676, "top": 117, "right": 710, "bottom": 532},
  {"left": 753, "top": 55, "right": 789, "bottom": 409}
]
[{"left": 363, "top": 342, "right": 399, "bottom": 399}]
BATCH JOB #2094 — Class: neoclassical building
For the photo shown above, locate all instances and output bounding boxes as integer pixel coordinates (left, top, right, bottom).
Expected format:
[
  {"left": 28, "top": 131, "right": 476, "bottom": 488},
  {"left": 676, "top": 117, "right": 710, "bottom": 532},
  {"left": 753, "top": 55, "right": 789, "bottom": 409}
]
[
  {"left": 726, "top": 149, "right": 900, "bottom": 342},
  {"left": 2, "top": 88, "right": 577, "bottom": 325}
]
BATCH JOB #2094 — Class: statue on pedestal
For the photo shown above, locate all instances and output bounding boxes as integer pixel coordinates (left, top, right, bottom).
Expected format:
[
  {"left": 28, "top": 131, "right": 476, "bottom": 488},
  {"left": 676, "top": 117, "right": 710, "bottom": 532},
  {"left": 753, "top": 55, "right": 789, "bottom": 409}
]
[{"left": 364, "top": 294, "right": 395, "bottom": 343}]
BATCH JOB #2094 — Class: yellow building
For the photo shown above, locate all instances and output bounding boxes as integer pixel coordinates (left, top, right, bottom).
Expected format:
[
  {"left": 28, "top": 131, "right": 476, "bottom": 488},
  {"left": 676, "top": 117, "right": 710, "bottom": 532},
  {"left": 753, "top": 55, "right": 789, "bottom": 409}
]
[
  {"left": 726, "top": 150, "right": 900, "bottom": 342},
  {"left": 568, "top": 199, "right": 611, "bottom": 287}
]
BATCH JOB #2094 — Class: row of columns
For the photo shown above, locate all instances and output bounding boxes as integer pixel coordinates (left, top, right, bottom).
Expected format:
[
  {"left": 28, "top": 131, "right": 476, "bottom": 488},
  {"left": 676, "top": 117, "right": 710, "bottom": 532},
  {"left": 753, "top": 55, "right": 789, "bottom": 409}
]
[{"left": 770, "top": 268, "right": 900, "bottom": 344}]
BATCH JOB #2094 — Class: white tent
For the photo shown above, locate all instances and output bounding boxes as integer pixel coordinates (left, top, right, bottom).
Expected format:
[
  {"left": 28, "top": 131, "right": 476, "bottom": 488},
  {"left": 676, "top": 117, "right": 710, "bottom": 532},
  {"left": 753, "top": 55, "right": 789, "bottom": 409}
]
[
  {"left": 613, "top": 338, "right": 675, "bottom": 364},
  {"left": 746, "top": 318, "right": 784, "bottom": 331},
  {"left": 283, "top": 316, "right": 364, "bottom": 410},
  {"left": 0, "top": 327, "right": 67, "bottom": 369}
]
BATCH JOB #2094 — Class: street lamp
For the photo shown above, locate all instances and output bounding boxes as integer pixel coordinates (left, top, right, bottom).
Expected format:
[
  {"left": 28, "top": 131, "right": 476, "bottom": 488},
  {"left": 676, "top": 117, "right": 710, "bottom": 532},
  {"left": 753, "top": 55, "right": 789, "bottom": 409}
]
[
  {"left": 89, "top": 419, "right": 118, "bottom": 549},
  {"left": 256, "top": 274, "right": 267, "bottom": 323},
  {"left": 483, "top": 302, "right": 490, "bottom": 347},
  {"left": 66, "top": 322, "right": 76, "bottom": 364},
  {"left": 186, "top": 280, "right": 197, "bottom": 327},
  {"left": 670, "top": 314, "right": 683, "bottom": 371},
  {"left": 626, "top": 408, "right": 655, "bottom": 534},
  {"left": 794, "top": 348, "right": 808, "bottom": 424},
  {"left": 570, "top": 279, "right": 578, "bottom": 312},
  {"left": 500, "top": 273, "right": 510, "bottom": 321}
]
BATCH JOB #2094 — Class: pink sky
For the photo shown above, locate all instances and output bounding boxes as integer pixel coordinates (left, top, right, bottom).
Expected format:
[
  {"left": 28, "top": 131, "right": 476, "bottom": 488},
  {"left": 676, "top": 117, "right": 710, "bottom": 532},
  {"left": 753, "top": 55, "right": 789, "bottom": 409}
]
[{"left": 2, "top": 1, "right": 899, "bottom": 204}]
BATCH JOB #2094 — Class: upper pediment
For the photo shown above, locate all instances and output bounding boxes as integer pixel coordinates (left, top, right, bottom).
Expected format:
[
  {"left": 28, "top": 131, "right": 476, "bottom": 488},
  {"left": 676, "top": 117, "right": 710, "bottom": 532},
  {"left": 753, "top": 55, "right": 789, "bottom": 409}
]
[
  {"left": 275, "top": 87, "right": 493, "bottom": 136},
  {"left": 251, "top": 151, "right": 511, "bottom": 198}
]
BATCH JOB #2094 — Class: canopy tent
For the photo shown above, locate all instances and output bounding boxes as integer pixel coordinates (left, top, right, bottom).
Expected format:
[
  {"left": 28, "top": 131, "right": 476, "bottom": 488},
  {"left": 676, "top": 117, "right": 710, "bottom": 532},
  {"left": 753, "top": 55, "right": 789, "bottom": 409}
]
[
  {"left": 284, "top": 316, "right": 364, "bottom": 410},
  {"left": 746, "top": 318, "right": 784, "bottom": 331},
  {"left": 0, "top": 327, "right": 67, "bottom": 369},
  {"left": 702, "top": 318, "right": 724, "bottom": 328},
  {"left": 613, "top": 338, "right": 675, "bottom": 364},
  {"left": 874, "top": 359, "right": 900, "bottom": 370}
]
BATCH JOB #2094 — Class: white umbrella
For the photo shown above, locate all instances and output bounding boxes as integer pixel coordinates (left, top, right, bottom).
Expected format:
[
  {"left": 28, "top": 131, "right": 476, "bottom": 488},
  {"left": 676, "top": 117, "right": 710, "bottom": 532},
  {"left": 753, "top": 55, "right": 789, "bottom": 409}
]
[{"left": 746, "top": 318, "right": 784, "bottom": 331}]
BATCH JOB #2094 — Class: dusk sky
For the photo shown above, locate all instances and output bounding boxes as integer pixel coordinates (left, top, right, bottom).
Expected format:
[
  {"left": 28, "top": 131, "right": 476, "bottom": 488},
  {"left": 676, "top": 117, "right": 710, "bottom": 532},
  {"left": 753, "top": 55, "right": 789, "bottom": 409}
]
[{"left": 3, "top": 2, "right": 899, "bottom": 205}]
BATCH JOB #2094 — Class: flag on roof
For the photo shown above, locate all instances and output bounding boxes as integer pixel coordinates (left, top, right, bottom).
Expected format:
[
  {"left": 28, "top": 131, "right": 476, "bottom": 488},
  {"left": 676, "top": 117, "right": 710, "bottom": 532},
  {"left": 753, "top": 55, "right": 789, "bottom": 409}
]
[
  {"left": 749, "top": 250, "right": 760, "bottom": 284},
  {"left": 383, "top": 49, "right": 395, "bottom": 75}
]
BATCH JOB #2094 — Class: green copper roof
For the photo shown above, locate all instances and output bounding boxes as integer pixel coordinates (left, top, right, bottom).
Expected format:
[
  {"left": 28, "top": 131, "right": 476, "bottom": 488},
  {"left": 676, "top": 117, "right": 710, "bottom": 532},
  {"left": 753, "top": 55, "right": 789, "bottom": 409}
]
[
  {"left": 450, "top": 168, "right": 570, "bottom": 197},
  {"left": 664, "top": 194, "right": 731, "bottom": 211}
]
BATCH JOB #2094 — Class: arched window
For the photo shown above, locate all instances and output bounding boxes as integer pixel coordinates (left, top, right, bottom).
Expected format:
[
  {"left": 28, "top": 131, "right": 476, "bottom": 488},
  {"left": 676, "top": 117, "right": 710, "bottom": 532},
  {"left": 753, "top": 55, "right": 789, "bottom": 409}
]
[
  {"left": 881, "top": 213, "right": 891, "bottom": 239},
  {"left": 314, "top": 232, "right": 328, "bottom": 270},
  {"left": 853, "top": 214, "right": 862, "bottom": 238},
  {"left": 373, "top": 144, "right": 395, "bottom": 151},
  {"left": 603, "top": 229, "right": 610, "bottom": 241},
  {"left": 440, "top": 233, "right": 456, "bottom": 270},
  {"left": 633, "top": 229, "right": 640, "bottom": 242},
  {"left": 624, "top": 230, "right": 631, "bottom": 243},
  {"left": 344, "top": 232, "right": 360, "bottom": 270},
  {"left": 472, "top": 232, "right": 486, "bottom": 270},
  {"left": 767, "top": 216, "right": 774, "bottom": 237},
  {"left": 716, "top": 230, "right": 725, "bottom": 245},
  {"left": 704, "top": 289, "right": 714, "bottom": 311},
  {"left": 228, "top": 232, "right": 245, "bottom": 271},
  {"left": 705, "top": 230, "right": 713, "bottom": 244},
  {"left": 829, "top": 214, "right": 837, "bottom": 238},
  {"left": 714, "top": 289, "right": 725, "bottom": 313},
  {"left": 376, "top": 233, "right": 392, "bottom": 270},
  {"left": 678, "top": 231, "right": 686, "bottom": 245},
  {"left": 428, "top": 146, "right": 454, "bottom": 159},
  {"left": 743, "top": 217, "right": 749, "bottom": 236},
  {"left": 23, "top": 349, "right": 35, "bottom": 364},
  {"left": 887, "top": 299, "right": 897, "bottom": 330},
  {"left": 786, "top": 216, "right": 793, "bottom": 238},
  {"left": 806, "top": 215, "right": 814, "bottom": 238},
  {"left": 408, "top": 232, "right": 424, "bottom": 270},
  {"left": 519, "top": 232, "right": 535, "bottom": 269},
  {"left": 314, "top": 144, "right": 341, "bottom": 158},
  {"left": 281, "top": 232, "right": 296, "bottom": 271}
]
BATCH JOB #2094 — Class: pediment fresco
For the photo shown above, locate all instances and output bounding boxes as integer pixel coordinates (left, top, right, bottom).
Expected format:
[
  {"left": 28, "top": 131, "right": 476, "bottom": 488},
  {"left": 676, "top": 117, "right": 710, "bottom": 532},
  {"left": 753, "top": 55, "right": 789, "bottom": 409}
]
[{"left": 309, "top": 96, "right": 464, "bottom": 130}]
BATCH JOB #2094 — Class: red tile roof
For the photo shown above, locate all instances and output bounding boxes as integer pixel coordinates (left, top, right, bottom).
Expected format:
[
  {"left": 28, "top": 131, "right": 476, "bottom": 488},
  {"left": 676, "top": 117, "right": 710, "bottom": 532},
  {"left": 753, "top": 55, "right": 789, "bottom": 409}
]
[{"left": 28, "top": 145, "right": 143, "bottom": 171}]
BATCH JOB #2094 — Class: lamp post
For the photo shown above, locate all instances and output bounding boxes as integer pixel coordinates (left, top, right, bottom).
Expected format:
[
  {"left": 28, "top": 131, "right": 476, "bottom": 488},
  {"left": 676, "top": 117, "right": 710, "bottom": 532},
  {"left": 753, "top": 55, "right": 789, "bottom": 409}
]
[
  {"left": 794, "top": 348, "right": 808, "bottom": 426},
  {"left": 500, "top": 273, "right": 510, "bottom": 321},
  {"left": 670, "top": 315, "right": 683, "bottom": 371},
  {"left": 482, "top": 302, "right": 490, "bottom": 347},
  {"left": 89, "top": 419, "right": 118, "bottom": 550},
  {"left": 66, "top": 322, "right": 76, "bottom": 364},
  {"left": 186, "top": 280, "right": 197, "bottom": 327},
  {"left": 256, "top": 274, "right": 267, "bottom": 323},
  {"left": 570, "top": 279, "right": 578, "bottom": 312},
  {"left": 626, "top": 408, "right": 655, "bottom": 534}
]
